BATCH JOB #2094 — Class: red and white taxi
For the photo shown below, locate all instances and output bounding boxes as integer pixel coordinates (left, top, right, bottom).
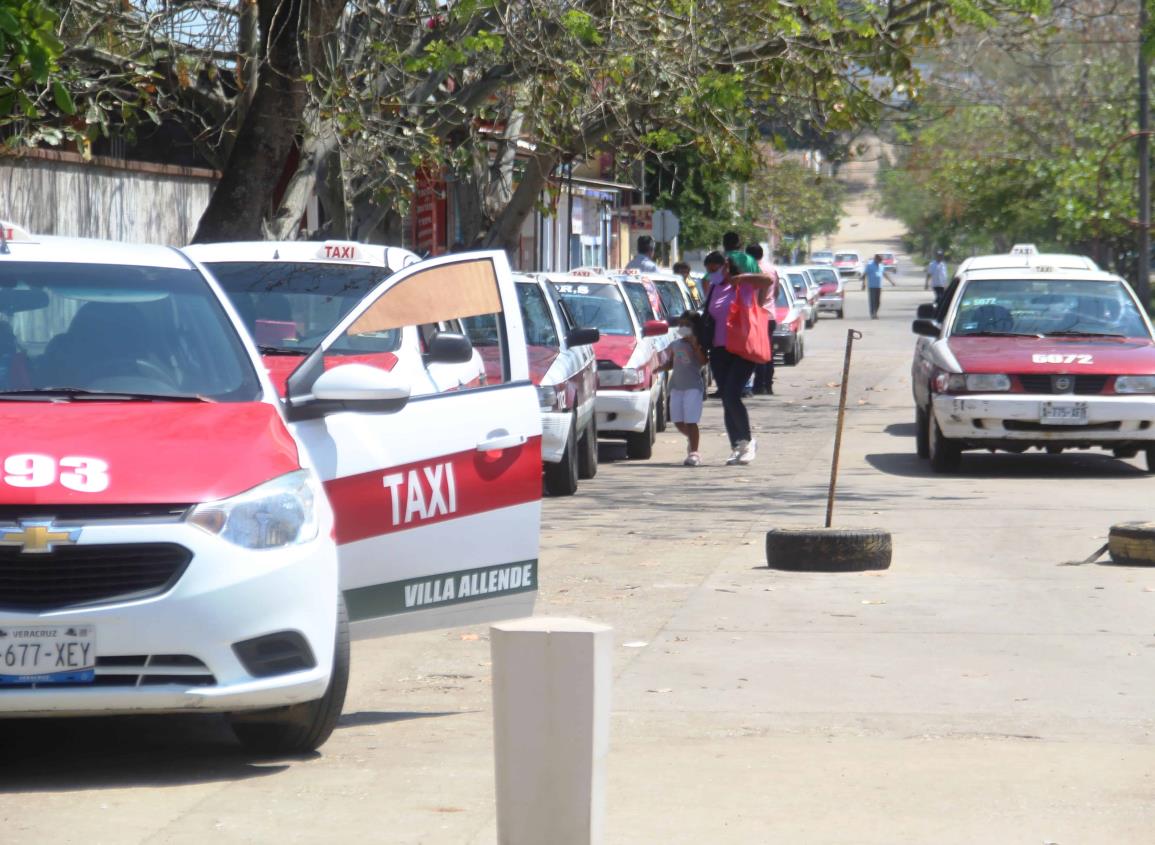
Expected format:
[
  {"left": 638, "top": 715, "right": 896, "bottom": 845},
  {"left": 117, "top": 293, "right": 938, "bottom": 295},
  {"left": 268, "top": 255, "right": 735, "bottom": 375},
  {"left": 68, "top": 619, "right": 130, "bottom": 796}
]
[
  {"left": 0, "top": 225, "right": 540, "bottom": 752},
  {"left": 772, "top": 278, "right": 807, "bottom": 366},
  {"left": 804, "top": 264, "right": 844, "bottom": 319},
  {"left": 833, "top": 250, "right": 864, "bottom": 283},
  {"left": 514, "top": 274, "right": 599, "bottom": 496},
  {"left": 548, "top": 274, "right": 668, "bottom": 460},
  {"left": 911, "top": 251, "right": 1155, "bottom": 472}
]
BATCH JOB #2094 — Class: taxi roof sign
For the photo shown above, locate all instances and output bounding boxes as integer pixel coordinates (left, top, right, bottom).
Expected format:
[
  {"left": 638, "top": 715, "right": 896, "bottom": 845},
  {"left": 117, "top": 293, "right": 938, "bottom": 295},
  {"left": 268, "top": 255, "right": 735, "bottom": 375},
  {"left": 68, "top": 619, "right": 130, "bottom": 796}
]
[
  {"left": 316, "top": 241, "right": 365, "bottom": 262},
  {"left": 0, "top": 221, "right": 33, "bottom": 246},
  {"left": 1010, "top": 244, "right": 1038, "bottom": 256}
]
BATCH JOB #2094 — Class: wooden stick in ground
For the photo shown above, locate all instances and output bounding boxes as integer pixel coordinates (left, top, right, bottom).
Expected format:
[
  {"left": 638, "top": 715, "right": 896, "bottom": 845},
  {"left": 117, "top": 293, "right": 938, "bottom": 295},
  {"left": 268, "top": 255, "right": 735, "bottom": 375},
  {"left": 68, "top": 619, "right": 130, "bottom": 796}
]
[{"left": 826, "top": 329, "right": 863, "bottom": 528}]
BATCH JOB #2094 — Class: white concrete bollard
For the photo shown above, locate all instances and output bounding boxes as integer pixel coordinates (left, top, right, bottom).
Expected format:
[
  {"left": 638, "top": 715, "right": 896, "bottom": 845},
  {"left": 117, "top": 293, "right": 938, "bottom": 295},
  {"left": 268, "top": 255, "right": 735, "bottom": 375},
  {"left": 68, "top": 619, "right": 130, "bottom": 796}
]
[{"left": 490, "top": 617, "right": 613, "bottom": 845}]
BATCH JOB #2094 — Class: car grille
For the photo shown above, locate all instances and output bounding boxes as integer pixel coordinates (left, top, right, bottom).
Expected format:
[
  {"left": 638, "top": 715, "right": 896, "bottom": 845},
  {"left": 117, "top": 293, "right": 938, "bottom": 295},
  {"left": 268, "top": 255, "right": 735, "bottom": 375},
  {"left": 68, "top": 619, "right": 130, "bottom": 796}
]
[
  {"left": 1003, "top": 420, "right": 1121, "bottom": 432},
  {"left": 0, "top": 505, "right": 190, "bottom": 523},
  {"left": 0, "top": 543, "right": 192, "bottom": 611},
  {"left": 2, "top": 654, "right": 216, "bottom": 689},
  {"left": 1016, "top": 374, "right": 1110, "bottom": 395}
]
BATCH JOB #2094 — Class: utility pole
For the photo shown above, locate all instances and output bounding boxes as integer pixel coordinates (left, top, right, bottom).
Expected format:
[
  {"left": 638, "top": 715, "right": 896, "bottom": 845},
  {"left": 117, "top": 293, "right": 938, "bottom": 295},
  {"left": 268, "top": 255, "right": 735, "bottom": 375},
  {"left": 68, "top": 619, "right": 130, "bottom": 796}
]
[{"left": 1139, "top": 0, "right": 1152, "bottom": 306}]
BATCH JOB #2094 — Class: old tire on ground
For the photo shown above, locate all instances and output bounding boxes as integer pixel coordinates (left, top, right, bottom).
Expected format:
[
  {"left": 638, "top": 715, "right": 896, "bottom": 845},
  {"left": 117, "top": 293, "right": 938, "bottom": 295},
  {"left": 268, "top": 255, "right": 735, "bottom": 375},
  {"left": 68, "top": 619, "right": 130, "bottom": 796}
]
[
  {"left": 577, "top": 417, "right": 598, "bottom": 480},
  {"left": 765, "top": 527, "right": 892, "bottom": 572},
  {"left": 915, "top": 406, "right": 930, "bottom": 459},
  {"left": 625, "top": 403, "right": 655, "bottom": 460},
  {"left": 230, "top": 594, "right": 350, "bottom": 755},
  {"left": 544, "top": 418, "right": 580, "bottom": 496},
  {"left": 1108, "top": 522, "right": 1155, "bottom": 565}
]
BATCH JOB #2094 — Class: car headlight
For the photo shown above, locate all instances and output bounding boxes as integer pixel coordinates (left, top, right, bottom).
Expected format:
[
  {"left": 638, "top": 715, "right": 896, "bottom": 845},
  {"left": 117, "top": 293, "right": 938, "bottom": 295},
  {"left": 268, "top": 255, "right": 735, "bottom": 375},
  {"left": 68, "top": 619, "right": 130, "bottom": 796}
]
[
  {"left": 1115, "top": 375, "right": 1155, "bottom": 394},
  {"left": 598, "top": 367, "right": 643, "bottom": 386},
  {"left": 965, "top": 373, "right": 1011, "bottom": 392},
  {"left": 933, "top": 371, "right": 967, "bottom": 393},
  {"left": 189, "top": 470, "right": 320, "bottom": 549}
]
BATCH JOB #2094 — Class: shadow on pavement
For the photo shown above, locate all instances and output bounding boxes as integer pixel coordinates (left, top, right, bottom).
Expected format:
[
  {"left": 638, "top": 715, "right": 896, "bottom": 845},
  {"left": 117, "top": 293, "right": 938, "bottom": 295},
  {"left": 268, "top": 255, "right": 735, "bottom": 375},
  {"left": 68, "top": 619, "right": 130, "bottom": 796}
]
[
  {"left": 867, "top": 450, "right": 1147, "bottom": 480},
  {"left": 337, "top": 710, "right": 464, "bottom": 728},
  {"left": 884, "top": 422, "right": 916, "bottom": 437}
]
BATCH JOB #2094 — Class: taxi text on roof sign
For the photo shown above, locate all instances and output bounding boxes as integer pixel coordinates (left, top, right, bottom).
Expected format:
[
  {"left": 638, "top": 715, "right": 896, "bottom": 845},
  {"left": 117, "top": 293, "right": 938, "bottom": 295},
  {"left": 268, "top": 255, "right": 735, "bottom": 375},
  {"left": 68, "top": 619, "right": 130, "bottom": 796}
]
[{"left": 316, "top": 241, "right": 364, "bottom": 261}]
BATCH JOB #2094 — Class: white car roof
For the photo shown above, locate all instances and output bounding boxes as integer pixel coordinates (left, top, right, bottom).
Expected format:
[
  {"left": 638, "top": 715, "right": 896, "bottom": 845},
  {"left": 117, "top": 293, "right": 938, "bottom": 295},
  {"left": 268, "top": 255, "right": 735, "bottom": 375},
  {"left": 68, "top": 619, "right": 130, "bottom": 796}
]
[
  {"left": 0, "top": 220, "right": 190, "bottom": 269},
  {"left": 182, "top": 240, "right": 420, "bottom": 272},
  {"left": 957, "top": 252, "right": 1099, "bottom": 275},
  {"left": 960, "top": 266, "right": 1124, "bottom": 284}
]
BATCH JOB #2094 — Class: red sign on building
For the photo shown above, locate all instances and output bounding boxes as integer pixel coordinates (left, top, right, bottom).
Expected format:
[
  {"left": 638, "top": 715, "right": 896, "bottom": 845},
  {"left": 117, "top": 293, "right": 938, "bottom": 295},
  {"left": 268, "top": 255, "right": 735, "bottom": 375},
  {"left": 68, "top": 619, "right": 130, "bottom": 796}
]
[{"left": 412, "top": 167, "right": 447, "bottom": 256}]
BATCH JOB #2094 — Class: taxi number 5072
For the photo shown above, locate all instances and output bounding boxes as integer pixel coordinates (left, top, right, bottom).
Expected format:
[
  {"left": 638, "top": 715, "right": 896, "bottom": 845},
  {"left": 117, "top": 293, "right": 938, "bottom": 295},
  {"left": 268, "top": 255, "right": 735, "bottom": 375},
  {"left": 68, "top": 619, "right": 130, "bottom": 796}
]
[
  {"left": 1032, "top": 354, "right": 1093, "bottom": 365},
  {"left": 2, "top": 454, "right": 110, "bottom": 493}
]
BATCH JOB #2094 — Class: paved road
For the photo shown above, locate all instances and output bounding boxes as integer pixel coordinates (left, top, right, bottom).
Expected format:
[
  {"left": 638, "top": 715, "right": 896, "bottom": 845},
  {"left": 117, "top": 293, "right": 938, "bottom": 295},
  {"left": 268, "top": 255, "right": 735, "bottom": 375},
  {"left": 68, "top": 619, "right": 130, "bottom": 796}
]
[{"left": 5, "top": 188, "right": 1155, "bottom": 842}]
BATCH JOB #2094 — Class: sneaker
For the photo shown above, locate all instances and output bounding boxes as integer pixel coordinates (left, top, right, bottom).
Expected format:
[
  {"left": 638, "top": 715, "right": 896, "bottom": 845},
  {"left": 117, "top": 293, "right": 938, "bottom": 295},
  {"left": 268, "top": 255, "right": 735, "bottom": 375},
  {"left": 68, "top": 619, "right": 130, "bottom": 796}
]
[
  {"left": 683, "top": 452, "right": 701, "bottom": 467},
  {"left": 737, "top": 439, "right": 757, "bottom": 464},
  {"left": 726, "top": 441, "right": 748, "bottom": 465}
]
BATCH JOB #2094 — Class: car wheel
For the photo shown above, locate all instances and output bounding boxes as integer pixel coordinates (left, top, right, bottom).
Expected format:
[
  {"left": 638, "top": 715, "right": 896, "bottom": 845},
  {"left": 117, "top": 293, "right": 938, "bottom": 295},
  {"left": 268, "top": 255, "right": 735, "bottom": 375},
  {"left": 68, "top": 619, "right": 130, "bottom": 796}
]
[
  {"left": 626, "top": 402, "right": 655, "bottom": 460},
  {"left": 577, "top": 417, "right": 598, "bottom": 480},
  {"left": 783, "top": 337, "right": 799, "bottom": 366},
  {"left": 837, "top": 308, "right": 845, "bottom": 319},
  {"left": 544, "top": 417, "right": 580, "bottom": 496},
  {"left": 765, "top": 528, "right": 891, "bottom": 572},
  {"left": 655, "top": 382, "right": 668, "bottom": 433},
  {"left": 1146, "top": 447, "right": 1155, "bottom": 473},
  {"left": 928, "top": 413, "right": 962, "bottom": 473},
  {"left": 230, "top": 594, "right": 350, "bottom": 755},
  {"left": 1112, "top": 446, "right": 1139, "bottom": 459},
  {"left": 915, "top": 406, "right": 930, "bottom": 459}
]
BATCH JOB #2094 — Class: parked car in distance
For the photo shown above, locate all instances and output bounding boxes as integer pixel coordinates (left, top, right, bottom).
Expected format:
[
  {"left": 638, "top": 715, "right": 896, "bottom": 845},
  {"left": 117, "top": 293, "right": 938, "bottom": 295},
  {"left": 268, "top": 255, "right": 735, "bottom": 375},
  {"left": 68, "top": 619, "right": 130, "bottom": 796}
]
[
  {"left": 773, "top": 277, "right": 807, "bottom": 366},
  {"left": 811, "top": 249, "right": 835, "bottom": 266},
  {"left": 803, "top": 264, "right": 844, "bottom": 319},
  {"left": 515, "top": 274, "right": 600, "bottom": 496},
  {"left": 833, "top": 250, "right": 864, "bottom": 282},
  {"left": 780, "top": 267, "right": 819, "bottom": 329},
  {"left": 880, "top": 251, "right": 898, "bottom": 276}
]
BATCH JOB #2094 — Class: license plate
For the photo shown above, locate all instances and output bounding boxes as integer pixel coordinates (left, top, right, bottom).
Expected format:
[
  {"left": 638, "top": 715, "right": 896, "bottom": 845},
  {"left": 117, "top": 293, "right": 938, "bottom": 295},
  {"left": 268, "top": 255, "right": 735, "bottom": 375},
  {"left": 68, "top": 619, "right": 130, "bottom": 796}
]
[
  {"left": 1040, "top": 401, "right": 1088, "bottom": 425},
  {"left": 0, "top": 624, "right": 96, "bottom": 684}
]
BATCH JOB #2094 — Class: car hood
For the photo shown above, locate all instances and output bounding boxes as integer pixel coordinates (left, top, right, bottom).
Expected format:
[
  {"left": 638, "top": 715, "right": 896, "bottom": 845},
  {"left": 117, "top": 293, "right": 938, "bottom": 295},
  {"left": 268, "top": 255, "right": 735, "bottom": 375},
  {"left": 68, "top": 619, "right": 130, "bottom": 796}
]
[
  {"left": 0, "top": 402, "right": 301, "bottom": 505},
  {"left": 593, "top": 334, "right": 639, "bottom": 368},
  {"left": 947, "top": 335, "right": 1155, "bottom": 374}
]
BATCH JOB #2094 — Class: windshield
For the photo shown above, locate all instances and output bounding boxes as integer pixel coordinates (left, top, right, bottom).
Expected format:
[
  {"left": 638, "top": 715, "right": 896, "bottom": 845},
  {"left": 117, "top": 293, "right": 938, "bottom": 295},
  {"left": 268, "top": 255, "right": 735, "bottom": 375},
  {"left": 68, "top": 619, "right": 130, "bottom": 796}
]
[
  {"left": 0, "top": 262, "right": 260, "bottom": 400},
  {"left": 835, "top": 253, "right": 858, "bottom": 263},
  {"left": 654, "top": 281, "right": 687, "bottom": 319},
  {"left": 622, "top": 281, "right": 658, "bottom": 322},
  {"left": 809, "top": 268, "right": 839, "bottom": 285},
  {"left": 206, "top": 261, "right": 397, "bottom": 353},
  {"left": 950, "top": 279, "right": 1151, "bottom": 338},
  {"left": 813, "top": 251, "right": 833, "bottom": 259},
  {"left": 516, "top": 282, "right": 559, "bottom": 347},
  {"left": 787, "top": 273, "right": 806, "bottom": 290},
  {"left": 551, "top": 282, "right": 635, "bottom": 336}
]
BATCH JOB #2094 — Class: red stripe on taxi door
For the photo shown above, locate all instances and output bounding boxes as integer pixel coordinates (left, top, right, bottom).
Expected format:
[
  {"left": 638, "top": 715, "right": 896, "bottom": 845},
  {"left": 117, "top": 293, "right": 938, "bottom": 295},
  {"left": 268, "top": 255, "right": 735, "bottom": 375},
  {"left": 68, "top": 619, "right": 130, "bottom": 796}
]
[{"left": 323, "top": 436, "right": 542, "bottom": 545}]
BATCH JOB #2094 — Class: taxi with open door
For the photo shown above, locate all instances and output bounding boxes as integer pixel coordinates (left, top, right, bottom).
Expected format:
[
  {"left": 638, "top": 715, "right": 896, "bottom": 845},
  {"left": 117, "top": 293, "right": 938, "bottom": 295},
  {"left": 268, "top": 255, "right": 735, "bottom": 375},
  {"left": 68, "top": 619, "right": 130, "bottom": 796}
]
[
  {"left": 0, "top": 224, "right": 540, "bottom": 753},
  {"left": 513, "top": 274, "right": 599, "bottom": 496},
  {"left": 547, "top": 273, "right": 668, "bottom": 460},
  {"left": 911, "top": 250, "right": 1155, "bottom": 472}
]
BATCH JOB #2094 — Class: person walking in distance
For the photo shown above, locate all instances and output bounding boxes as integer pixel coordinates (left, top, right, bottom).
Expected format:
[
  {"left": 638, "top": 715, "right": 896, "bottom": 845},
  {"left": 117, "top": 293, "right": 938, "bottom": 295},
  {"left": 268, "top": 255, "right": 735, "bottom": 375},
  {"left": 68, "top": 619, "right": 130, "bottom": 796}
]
[
  {"left": 745, "top": 243, "right": 778, "bottom": 395},
  {"left": 707, "top": 251, "right": 777, "bottom": 465},
  {"left": 669, "top": 311, "right": 707, "bottom": 466},
  {"left": 865, "top": 253, "right": 891, "bottom": 319},
  {"left": 626, "top": 235, "right": 660, "bottom": 272},
  {"left": 926, "top": 250, "right": 949, "bottom": 306}
]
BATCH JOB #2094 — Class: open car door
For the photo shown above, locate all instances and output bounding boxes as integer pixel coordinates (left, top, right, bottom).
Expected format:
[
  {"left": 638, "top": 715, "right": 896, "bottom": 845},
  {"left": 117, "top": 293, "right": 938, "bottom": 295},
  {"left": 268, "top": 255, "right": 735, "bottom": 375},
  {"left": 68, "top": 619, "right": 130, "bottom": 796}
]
[{"left": 283, "top": 252, "right": 541, "bottom": 637}]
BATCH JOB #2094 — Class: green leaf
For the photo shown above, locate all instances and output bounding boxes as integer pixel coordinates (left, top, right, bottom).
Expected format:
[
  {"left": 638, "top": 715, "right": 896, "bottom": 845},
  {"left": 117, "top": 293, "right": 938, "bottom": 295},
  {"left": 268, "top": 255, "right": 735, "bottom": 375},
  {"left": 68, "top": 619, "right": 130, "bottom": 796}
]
[{"left": 51, "top": 80, "right": 74, "bottom": 114}]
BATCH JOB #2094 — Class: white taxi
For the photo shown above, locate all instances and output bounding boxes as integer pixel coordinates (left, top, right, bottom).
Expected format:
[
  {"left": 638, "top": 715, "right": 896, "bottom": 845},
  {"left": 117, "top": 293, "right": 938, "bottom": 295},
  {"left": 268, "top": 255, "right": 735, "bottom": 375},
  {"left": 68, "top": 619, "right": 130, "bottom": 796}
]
[
  {"left": 911, "top": 250, "right": 1155, "bottom": 472},
  {"left": 547, "top": 274, "right": 668, "bottom": 460},
  {"left": 0, "top": 225, "right": 540, "bottom": 752}
]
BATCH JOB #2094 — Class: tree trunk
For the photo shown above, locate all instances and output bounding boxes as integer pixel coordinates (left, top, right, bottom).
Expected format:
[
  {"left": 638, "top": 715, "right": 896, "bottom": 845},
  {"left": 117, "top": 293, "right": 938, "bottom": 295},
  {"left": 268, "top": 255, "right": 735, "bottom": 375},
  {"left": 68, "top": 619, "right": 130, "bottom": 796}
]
[
  {"left": 191, "top": 0, "right": 333, "bottom": 242},
  {"left": 482, "top": 151, "right": 558, "bottom": 255},
  {"left": 265, "top": 114, "right": 338, "bottom": 240}
]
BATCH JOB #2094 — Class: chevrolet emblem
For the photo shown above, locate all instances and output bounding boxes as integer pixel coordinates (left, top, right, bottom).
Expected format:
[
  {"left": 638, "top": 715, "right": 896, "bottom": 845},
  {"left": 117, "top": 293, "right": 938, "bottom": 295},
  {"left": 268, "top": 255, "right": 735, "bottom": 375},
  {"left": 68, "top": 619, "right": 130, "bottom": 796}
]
[{"left": 0, "top": 519, "right": 82, "bottom": 554}]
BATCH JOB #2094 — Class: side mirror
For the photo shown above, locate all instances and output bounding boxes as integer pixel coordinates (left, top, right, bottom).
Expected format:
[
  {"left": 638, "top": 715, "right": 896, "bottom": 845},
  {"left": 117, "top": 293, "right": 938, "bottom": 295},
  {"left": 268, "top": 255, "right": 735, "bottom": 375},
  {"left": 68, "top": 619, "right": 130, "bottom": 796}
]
[
  {"left": 426, "top": 332, "right": 474, "bottom": 364},
  {"left": 643, "top": 319, "right": 669, "bottom": 337},
  {"left": 289, "top": 363, "right": 411, "bottom": 420},
  {"left": 566, "top": 327, "right": 600, "bottom": 347},
  {"left": 912, "top": 319, "right": 941, "bottom": 338},
  {"left": 916, "top": 303, "right": 938, "bottom": 319}
]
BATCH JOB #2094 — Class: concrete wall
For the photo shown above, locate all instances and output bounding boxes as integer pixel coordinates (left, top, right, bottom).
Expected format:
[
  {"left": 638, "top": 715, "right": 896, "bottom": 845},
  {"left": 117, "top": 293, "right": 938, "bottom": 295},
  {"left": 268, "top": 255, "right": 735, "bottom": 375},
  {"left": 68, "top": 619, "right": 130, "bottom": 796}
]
[{"left": 0, "top": 150, "right": 216, "bottom": 246}]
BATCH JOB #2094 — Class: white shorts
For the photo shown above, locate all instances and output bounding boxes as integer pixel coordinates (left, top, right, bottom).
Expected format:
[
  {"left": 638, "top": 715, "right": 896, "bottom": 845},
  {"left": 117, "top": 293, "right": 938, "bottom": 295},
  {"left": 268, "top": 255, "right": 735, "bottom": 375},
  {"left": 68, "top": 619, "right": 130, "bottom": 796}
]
[{"left": 669, "top": 388, "right": 704, "bottom": 424}]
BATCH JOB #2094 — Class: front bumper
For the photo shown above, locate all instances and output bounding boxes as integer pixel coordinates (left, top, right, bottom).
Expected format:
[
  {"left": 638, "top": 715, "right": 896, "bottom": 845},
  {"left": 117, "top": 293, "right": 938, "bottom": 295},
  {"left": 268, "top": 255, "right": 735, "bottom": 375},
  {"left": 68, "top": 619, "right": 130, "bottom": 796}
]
[
  {"left": 540, "top": 409, "right": 574, "bottom": 464},
  {"left": 595, "top": 388, "right": 652, "bottom": 434},
  {"left": 932, "top": 393, "right": 1155, "bottom": 445},
  {"left": 817, "top": 295, "right": 843, "bottom": 312},
  {"left": 0, "top": 521, "right": 338, "bottom": 716},
  {"left": 772, "top": 331, "right": 798, "bottom": 354}
]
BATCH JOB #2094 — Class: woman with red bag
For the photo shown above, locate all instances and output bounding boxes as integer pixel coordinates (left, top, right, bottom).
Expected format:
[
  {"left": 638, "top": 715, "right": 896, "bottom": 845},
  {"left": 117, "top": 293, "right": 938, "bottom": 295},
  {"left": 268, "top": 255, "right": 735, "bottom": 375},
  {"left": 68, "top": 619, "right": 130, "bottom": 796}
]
[{"left": 704, "top": 249, "right": 778, "bottom": 465}]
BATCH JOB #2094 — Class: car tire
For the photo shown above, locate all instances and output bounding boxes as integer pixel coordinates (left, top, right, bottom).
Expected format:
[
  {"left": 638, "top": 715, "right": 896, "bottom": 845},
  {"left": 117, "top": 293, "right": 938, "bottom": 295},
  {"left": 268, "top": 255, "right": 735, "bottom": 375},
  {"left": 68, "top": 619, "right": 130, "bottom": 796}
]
[
  {"left": 915, "top": 406, "right": 930, "bottom": 459},
  {"left": 765, "top": 527, "right": 892, "bottom": 572},
  {"left": 230, "top": 594, "right": 350, "bottom": 755},
  {"left": 928, "top": 414, "right": 962, "bottom": 473},
  {"left": 783, "top": 337, "right": 799, "bottom": 366},
  {"left": 1108, "top": 521, "right": 1155, "bottom": 565},
  {"left": 1146, "top": 447, "right": 1155, "bottom": 473},
  {"left": 1112, "top": 446, "right": 1139, "bottom": 459},
  {"left": 578, "top": 417, "right": 598, "bottom": 480},
  {"left": 837, "top": 308, "right": 845, "bottom": 319},
  {"left": 544, "top": 418, "right": 580, "bottom": 496},
  {"left": 626, "top": 402, "right": 655, "bottom": 460},
  {"left": 655, "top": 382, "right": 668, "bottom": 433}
]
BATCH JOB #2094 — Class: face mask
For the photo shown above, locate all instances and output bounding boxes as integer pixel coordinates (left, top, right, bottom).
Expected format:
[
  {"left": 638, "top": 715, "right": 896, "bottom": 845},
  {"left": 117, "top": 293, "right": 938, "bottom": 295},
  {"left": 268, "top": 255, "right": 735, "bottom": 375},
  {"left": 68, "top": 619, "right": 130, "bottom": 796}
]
[
  {"left": 676, "top": 326, "right": 693, "bottom": 338},
  {"left": 707, "top": 269, "right": 725, "bottom": 284}
]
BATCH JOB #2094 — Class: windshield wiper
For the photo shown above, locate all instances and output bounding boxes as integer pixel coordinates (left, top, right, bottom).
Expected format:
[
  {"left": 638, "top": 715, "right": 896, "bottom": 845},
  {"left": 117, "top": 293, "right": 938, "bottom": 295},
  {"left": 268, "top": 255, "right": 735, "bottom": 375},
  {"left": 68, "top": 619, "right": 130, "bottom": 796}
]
[
  {"left": 1043, "top": 330, "right": 1126, "bottom": 338},
  {"left": 956, "top": 330, "right": 1040, "bottom": 338},
  {"left": 258, "top": 345, "right": 306, "bottom": 356},
  {"left": 0, "top": 387, "right": 210, "bottom": 402}
]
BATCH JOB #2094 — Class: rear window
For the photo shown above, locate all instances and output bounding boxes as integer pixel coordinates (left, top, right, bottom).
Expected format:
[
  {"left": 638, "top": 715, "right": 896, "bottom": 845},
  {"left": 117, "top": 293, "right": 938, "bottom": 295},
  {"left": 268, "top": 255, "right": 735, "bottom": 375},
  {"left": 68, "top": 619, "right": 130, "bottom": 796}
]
[
  {"left": 622, "top": 281, "right": 657, "bottom": 322},
  {"left": 551, "top": 282, "right": 635, "bottom": 337},
  {"left": 654, "top": 281, "right": 687, "bottom": 319},
  {"left": 809, "top": 268, "right": 839, "bottom": 285},
  {"left": 951, "top": 279, "right": 1151, "bottom": 339},
  {"left": 515, "top": 282, "right": 560, "bottom": 348},
  {"left": 0, "top": 262, "right": 260, "bottom": 400},
  {"left": 835, "top": 253, "right": 858, "bottom": 262}
]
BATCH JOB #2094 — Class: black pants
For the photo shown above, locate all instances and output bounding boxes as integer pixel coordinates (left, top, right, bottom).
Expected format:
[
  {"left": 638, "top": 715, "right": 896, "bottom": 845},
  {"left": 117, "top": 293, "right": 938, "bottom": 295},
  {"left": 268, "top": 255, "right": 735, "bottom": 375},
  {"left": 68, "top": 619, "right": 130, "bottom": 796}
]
[
  {"left": 933, "top": 287, "right": 945, "bottom": 306},
  {"left": 752, "top": 319, "right": 776, "bottom": 392},
  {"left": 868, "top": 287, "right": 881, "bottom": 317},
  {"left": 711, "top": 346, "right": 756, "bottom": 447}
]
